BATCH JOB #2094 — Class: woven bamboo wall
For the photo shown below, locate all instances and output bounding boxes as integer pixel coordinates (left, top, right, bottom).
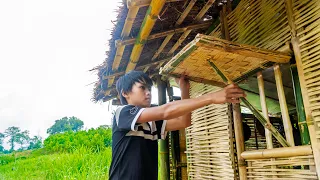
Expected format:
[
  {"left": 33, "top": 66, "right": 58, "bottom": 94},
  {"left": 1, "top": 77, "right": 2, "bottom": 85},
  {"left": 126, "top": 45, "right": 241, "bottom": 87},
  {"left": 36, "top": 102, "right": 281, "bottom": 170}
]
[
  {"left": 293, "top": 0, "right": 320, "bottom": 141},
  {"left": 246, "top": 155, "right": 318, "bottom": 179},
  {"left": 186, "top": 82, "right": 236, "bottom": 180},
  {"left": 210, "top": 0, "right": 291, "bottom": 51}
]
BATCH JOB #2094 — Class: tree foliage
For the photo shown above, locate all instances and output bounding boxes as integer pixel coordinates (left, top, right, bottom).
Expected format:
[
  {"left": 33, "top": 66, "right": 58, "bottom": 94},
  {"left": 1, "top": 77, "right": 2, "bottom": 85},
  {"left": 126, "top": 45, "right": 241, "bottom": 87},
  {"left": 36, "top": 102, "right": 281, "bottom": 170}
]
[
  {"left": 47, "top": 116, "right": 84, "bottom": 135},
  {"left": 44, "top": 126, "right": 112, "bottom": 153},
  {"left": 4, "top": 126, "right": 21, "bottom": 151}
]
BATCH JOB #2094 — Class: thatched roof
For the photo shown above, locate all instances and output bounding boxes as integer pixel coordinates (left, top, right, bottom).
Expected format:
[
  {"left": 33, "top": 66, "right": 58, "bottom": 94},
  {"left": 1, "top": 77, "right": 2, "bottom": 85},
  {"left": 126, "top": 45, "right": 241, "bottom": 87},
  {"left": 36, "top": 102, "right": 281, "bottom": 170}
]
[
  {"left": 92, "top": 0, "right": 225, "bottom": 102},
  {"left": 92, "top": 0, "right": 296, "bottom": 115}
]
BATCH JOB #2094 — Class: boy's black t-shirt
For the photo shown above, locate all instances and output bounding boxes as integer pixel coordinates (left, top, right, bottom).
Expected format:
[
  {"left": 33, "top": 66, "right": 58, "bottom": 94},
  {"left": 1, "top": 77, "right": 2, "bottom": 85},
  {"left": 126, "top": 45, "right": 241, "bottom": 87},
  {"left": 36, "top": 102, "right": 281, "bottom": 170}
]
[{"left": 109, "top": 105, "right": 167, "bottom": 180}]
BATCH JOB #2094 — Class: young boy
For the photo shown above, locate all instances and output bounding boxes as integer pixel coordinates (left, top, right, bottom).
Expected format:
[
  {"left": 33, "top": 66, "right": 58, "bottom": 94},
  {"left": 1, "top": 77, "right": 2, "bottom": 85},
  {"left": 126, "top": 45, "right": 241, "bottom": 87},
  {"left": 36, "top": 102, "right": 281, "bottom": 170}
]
[{"left": 109, "top": 71, "right": 245, "bottom": 180}]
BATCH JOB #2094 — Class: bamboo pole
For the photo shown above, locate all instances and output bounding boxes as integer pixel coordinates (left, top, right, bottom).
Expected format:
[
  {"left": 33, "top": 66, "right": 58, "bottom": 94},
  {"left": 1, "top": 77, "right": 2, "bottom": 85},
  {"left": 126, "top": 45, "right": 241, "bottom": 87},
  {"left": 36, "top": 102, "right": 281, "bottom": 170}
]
[
  {"left": 219, "top": 4, "right": 246, "bottom": 179},
  {"left": 127, "top": 0, "right": 184, "bottom": 8},
  {"left": 151, "top": 0, "right": 197, "bottom": 61},
  {"left": 126, "top": 0, "right": 166, "bottom": 72},
  {"left": 274, "top": 64, "right": 295, "bottom": 147},
  {"left": 257, "top": 72, "right": 273, "bottom": 149},
  {"left": 233, "top": 103, "right": 247, "bottom": 180},
  {"left": 290, "top": 64, "right": 310, "bottom": 145},
  {"left": 179, "top": 129, "right": 188, "bottom": 180},
  {"left": 207, "top": 60, "right": 290, "bottom": 147},
  {"left": 241, "top": 145, "right": 312, "bottom": 159},
  {"left": 108, "top": 6, "right": 139, "bottom": 87},
  {"left": 167, "top": 0, "right": 216, "bottom": 55},
  {"left": 103, "top": 58, "right": 170, "bottom": 80},
  {"left": 115, "top": 22, "right": 211, "bottom": 47},
  {"left": 282, "top": 2, "right": 320, "bottom": 175},
  {"left": 292, "top": 37, "right": 320, "bottom": 176},
  {"left": 157, "top": 75, "right": 170, "bottom": 180}
]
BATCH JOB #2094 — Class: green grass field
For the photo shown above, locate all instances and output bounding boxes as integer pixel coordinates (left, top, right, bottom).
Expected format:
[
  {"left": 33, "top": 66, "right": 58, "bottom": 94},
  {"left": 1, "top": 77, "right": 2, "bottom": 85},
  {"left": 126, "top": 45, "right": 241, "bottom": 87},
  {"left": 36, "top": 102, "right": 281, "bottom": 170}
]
[{"left": 0, "top": 147, "right": 112, "bottom": 180}]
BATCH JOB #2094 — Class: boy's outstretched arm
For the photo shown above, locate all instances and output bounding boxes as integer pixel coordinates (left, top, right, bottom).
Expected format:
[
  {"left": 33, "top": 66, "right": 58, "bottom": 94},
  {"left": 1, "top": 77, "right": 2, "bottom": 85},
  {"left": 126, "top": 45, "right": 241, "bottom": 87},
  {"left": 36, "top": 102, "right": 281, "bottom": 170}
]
[
  {"left": 137, "top": 82, "right": 246, "bottom": 126},
  {"left": 165, "top": 76, "right": 191, "bottom": 131}
]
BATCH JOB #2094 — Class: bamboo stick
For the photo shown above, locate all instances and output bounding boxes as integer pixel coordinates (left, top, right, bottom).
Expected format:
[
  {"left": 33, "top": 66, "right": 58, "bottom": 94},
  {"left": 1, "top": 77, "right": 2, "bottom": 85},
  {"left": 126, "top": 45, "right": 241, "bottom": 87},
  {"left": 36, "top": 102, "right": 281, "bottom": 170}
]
[
  {"left": 167, "top": 0, "right": 216, "bottom": 55},
  {"left": 103, "top": 58, "right": 169, "bottom": 80},
  {"left": 274, "top": 64, "right": 295, "bottom": 147},
  {"left": 257, "top": 72, "right": 273, "bottom": 149},
  {"left": 127, "top": 0, "right": 184, "bottom": 8},
  {"left": 241, "top": 145, "right": 312, "bottom": 160},
  {"left": 157, "top": 76, "right": 170, "bottom": 180},
  {"left": 115, "top": 22, "right": 211, "bottom": 47},
  {"left": 233, "top": 103, "right": 247, "bottom": 180},
  {"left": 126, "top": 0, "right": 167, "bottom": 72},
  {"left": 292, "top": 37, "right": 320, "bottom": 177},
  {"left": 207, "top": 60, "right": 290, "bottom": 147},
  {"left": 290, "top": 64, "right": 310, "bottom": 145}
]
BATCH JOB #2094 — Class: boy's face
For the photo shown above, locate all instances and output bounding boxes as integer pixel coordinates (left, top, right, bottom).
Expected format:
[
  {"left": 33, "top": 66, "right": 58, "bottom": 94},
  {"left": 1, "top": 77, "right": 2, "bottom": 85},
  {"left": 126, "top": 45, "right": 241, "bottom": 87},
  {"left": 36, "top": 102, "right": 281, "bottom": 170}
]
[{"left": 123, "top": 82, "right": 152, "bottom": 107}]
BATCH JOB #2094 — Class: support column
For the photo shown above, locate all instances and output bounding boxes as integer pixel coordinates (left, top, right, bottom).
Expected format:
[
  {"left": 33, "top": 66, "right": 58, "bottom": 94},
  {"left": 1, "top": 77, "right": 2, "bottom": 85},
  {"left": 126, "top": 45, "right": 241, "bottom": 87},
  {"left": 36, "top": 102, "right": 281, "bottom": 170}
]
[{"left": 157, "top": 76, "right": 170, "bottom": 180}]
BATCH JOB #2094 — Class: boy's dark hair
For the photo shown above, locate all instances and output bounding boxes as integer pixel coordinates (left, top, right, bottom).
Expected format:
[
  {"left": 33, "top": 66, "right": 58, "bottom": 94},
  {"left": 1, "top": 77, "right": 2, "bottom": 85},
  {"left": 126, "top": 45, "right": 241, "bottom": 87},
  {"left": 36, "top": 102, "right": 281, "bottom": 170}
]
[{"left": 116, "top": 71, "right": 153, "bottom": 105}]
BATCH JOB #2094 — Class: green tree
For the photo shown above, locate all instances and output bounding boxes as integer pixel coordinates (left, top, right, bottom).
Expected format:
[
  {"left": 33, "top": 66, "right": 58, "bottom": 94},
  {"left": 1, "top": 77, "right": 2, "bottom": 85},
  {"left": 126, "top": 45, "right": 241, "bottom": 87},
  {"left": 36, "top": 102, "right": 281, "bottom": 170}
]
[
  {"left": 0, "top": 133, "right": 4, "bottom": 152},
  {"left": 4, "top": 126, "right": 21, "bottom": 151},
  {"left": 16, "top": 130, "right": 30, "bottom": 150},
  {"left": 47, "top": 116, "right": 84, "bottom": 135},
  {"left": 27, "top": 136, "right": 42, "bottom": 150}
]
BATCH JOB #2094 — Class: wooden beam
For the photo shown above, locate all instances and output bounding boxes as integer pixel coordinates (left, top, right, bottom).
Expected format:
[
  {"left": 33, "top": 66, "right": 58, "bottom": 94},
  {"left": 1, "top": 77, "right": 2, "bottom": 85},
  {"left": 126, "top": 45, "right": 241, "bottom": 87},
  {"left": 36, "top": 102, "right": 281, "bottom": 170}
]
[{"left": 115, "top": 22, "right": 211, "bottom": 47}]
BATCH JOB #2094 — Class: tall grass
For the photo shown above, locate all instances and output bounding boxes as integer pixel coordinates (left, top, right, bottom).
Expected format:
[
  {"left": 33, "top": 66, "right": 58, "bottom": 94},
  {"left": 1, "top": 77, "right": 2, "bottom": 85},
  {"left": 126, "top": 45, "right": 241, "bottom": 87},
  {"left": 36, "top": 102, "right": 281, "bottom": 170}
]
[{"left": 0, "top": 147, "right": 112, "bottom": 180}]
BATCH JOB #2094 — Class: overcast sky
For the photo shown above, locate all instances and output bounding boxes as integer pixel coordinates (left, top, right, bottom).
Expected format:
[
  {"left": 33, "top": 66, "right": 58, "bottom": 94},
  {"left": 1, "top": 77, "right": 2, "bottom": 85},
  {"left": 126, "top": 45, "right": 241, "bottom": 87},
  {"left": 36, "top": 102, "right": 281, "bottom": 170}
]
[{"left": 0, "top": 0, "right": 123, "bottom": 147}]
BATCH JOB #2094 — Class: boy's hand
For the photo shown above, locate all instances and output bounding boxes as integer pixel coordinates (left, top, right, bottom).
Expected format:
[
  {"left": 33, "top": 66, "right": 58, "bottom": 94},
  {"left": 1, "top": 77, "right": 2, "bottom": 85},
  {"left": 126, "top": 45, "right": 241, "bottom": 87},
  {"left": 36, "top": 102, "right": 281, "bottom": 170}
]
[
  {"left": 175, "top": 75, "right": 190, "bottom": 91},
  {"left": 209, "top": 84, "right": 246, "bottom": 104}
]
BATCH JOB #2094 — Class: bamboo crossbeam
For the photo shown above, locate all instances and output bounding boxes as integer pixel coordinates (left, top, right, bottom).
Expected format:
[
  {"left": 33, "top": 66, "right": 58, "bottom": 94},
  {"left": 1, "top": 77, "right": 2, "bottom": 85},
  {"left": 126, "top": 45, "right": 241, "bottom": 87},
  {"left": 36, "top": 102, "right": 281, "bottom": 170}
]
[
  {"left": 103, "top": 58, "right": 169, "bottom": 80},
  {"left": 241, "top": 145, "right": 312, "bottom": 160},
  {"left": 115, "top": 22, "right": 211, "bottom": 47},
  {"left": 151, "top": 0, "right": 198, "bottom": 61},
  {"left": 168, "top": 0, "right": 216, "bottom": 55},
  {"left": 127, "top": 0, "right": 184, "bottom": 8},
  {"left": 207, "top": 60, "right": 290, "bottom": 147},
  {"left": 274, "top": 64, "right": 295, "bottom": 147},
  {"left": 125, "top": 0, "right": 167, "bottom": 73}
]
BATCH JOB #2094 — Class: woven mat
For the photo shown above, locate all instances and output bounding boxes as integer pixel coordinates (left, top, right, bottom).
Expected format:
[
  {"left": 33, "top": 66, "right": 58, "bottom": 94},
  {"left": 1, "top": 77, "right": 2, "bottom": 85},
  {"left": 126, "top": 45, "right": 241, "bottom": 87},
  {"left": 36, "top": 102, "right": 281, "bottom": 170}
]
[{"left": 160, "top": 34, "right": 291, "bottom": 85}]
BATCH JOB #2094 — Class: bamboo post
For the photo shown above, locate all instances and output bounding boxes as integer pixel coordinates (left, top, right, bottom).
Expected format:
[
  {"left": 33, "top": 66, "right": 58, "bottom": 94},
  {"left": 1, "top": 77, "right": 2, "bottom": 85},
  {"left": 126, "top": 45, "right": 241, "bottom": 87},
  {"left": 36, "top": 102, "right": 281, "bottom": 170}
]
[
  {"left": 257, "top": 72, "right": 273, "bottom": 149},
  {"left": 233, "top": 103, "right": 247, "bottom": 180},
  {"left": 179, "top": 129, "right": 188, "bottom": 180},
  {"left": 126, "top": 0, "right": 166, "bottom": 72},
  {"left": 157, "top": 75, "right": 170, "bottom": 180},
  {"left": 257, "top": 72, "right": 277, "bottom": 178},
  {"left": 290, "top": 64, "right": 310, "bottom": 145},
  {"left": 284, "top": 0, "right": 320, "bottom": 174},
  {"left": 274, "top": 64, "right": 295, "bottom": 147},
  {"left": 292, "top": 38, "right": 320, "bottom": 175},
  {"left": 208, "top": 60, "right": 290, "bottom": 147},
  {"left": 241, "top": 145, "right": 312, "bottom": 159}
]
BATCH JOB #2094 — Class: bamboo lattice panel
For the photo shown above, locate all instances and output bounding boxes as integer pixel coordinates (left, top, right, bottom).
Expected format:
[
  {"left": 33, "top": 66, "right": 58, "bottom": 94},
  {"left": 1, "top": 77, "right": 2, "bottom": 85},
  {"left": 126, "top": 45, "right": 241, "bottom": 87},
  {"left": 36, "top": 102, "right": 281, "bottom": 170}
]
[
  {"left": 293, "top": 0, "right": 320, "bottom": 141},
  {"left": 211, "top": 0, "right": 291, "bottom": 51},
  {"left": 246, "top": 155, "right": 318, "bottom": 179},
  {"left": 160, "top": 35, "right": 291, "bottom": 85},
  {"left": 186, "top": 82, "right": 236, "bottom": 180}
]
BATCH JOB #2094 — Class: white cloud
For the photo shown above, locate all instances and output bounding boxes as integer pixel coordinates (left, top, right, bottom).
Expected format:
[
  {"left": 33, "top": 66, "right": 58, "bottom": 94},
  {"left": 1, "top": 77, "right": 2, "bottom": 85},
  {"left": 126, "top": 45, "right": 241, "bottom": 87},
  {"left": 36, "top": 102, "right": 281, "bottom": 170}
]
[{"left": 0, "top": 0, "right": 122, "bottom": 147}]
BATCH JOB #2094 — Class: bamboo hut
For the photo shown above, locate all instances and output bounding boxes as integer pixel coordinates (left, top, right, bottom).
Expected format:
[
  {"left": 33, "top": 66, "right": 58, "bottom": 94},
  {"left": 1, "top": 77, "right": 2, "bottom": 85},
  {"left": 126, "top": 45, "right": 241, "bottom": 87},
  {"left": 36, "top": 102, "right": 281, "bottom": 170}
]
[{"left": 92, "top": 0, "right": 320, "bottom": 179}]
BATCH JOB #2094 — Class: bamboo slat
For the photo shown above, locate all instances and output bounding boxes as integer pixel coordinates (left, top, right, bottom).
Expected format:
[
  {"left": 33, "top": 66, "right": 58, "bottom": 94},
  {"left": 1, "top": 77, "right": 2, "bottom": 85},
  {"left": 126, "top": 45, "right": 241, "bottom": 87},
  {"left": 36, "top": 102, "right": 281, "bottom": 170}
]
[
  {"left": 186, "top": 82, "right": 235, "bottom": 180},
  {"left": 210, "top": 0, "right": 291, "bottom": 51},
  {"left": 246, "top": 155, "right": 318, "bottom": 179}
]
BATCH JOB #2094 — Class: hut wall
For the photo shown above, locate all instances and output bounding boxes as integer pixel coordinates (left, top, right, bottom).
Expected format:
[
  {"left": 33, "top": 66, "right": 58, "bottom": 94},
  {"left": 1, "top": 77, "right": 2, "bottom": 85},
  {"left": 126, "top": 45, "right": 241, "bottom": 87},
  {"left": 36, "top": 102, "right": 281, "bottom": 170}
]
[
  {"left": 186, "top": 82, "right": 236, "bottom": 179},
  {"left": 292, "top": 0, "right": 320, "bottom": 142}
]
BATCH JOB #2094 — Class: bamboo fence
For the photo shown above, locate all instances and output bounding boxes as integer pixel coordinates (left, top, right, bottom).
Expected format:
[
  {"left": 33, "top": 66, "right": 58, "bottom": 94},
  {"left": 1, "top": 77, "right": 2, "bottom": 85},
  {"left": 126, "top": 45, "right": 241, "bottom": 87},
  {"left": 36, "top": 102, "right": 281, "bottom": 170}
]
[{"left": 186, "top": 82, "right": 235, "bottom": 180}]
